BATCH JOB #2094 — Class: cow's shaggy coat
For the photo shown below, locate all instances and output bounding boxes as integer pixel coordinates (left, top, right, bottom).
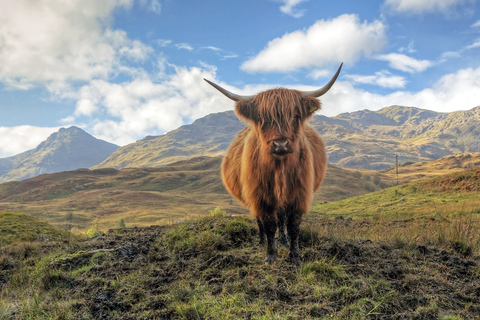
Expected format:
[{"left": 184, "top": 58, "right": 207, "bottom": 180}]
[{"left": 205, "top": 65, "right": 341, "bottom": 264}]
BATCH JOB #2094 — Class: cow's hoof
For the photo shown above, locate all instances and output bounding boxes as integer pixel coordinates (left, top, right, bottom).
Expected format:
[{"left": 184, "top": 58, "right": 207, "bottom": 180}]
[
  {"left": 287, "top": 251, "right": 301, "bottom": 266},
  {"left": 276, "top": 236, "right": 289, "bottom": 247},
  {"left": 264, "top": 254, "right": 278, "bottom": 264}
]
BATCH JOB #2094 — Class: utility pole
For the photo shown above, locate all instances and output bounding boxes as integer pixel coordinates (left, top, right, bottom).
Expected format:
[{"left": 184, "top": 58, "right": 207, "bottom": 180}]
[{"left": 395, "top": 154, "right": 399, "bottom": 185}]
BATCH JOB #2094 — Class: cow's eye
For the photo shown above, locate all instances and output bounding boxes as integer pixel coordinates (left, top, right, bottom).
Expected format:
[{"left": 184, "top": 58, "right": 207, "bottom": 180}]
[{"left": 262, "top": 121, "right": 273, "bottom": 130}]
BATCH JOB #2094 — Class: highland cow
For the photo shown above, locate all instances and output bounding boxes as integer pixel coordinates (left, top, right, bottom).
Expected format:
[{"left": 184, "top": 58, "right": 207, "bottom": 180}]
[{"left": 204, "top": 64, "right": 342, "bottom": 264}]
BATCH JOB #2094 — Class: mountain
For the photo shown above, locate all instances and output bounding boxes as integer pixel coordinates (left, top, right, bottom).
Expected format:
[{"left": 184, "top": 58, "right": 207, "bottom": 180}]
[
  {"left": 0, "top": 126, "right": 119, "bottom": 183},
  {"left": 94, "top": 111, "right": 244, "bottom": 169},
  {"left": 94, "top": 105, "right": 480, "bottom": 171}
]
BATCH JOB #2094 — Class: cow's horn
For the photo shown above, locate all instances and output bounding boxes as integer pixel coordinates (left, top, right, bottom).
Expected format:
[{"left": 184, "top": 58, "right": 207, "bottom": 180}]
[
  {"left": 301, "top": 63, "right": 343, "bottom": 98},
  {"left": 204, "top": 79, "right": 255, "bottom": 102}
]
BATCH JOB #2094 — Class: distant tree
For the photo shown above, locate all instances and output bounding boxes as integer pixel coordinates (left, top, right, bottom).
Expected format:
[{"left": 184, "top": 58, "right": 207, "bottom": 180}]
[
  {"left": 373, "top": 175, "right": 381, "bottom": 186},
  {"left": 364, "top": 182, "right": 376, "bottom": 192},
  {"left": 353, "top": 171, "right": 362, "bottom": 179},
  {"left": 66, "top": 212, "right": 73, "bottom": 231}
]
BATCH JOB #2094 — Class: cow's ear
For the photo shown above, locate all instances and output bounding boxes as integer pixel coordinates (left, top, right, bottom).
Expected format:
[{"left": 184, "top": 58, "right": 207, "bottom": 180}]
[
  {"left": 236, "top": 100, "right": 258, "bottom": 122},
  {"left": 303, "top": 98, "right": 321, "bottom": 117}
]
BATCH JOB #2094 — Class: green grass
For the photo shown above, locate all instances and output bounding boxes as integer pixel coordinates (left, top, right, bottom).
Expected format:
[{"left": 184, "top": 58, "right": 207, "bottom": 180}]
[
  {"left": 0, "top": 212, "right": 72, "bottom": 246},
  {"left": 312, "top": 168, "right": 480, "bottom": 220},
  {"left": 1, "top": 214, "right": 479, "bottom": 319}
]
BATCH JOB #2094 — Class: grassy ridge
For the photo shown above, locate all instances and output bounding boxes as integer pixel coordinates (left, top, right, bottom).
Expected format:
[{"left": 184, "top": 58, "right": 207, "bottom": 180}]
[{"left": 312, "top": 167, "right": 480, "bottom": 219}]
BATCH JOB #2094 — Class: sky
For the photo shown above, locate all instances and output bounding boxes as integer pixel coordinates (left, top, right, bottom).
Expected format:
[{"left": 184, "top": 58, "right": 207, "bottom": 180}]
[{"left": 0, "top": 0, "right": 479, "bottom": 158}]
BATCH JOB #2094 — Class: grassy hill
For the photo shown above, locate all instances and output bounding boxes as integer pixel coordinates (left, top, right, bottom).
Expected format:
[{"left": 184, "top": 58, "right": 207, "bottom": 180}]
[
  {"left": 1, "top": 213, "right": 479, "bottom": 319},
  {"left": 0, "top": 212, "right": 72, "bottom": 245},
  {"left": 2, "top": 156, "right": 480, "bottom": 318},
  {"left": 0, "top": 156, "right": 394, "bottom": 232},
  {"left": 312, "top": 167, "right": 480, "bottom": 219},
  {"left": 1, "top": 153, "right": 478, "bottom": 233}
]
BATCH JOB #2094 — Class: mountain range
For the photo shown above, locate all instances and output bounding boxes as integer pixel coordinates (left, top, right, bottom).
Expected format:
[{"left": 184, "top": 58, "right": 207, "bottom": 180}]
[
  {"left": 1, "top": 105, "right": 479, "bottom": 183},
  {"left": 94, "top": 105, "right": 480, "bottom": 170},
  {"left": 0, "top": 127, "right": 119, "bottom": 183}
]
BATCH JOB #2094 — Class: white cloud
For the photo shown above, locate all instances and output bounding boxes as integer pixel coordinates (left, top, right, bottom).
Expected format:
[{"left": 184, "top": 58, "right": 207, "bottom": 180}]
[
  {"left": 278, "top": 0, "right": 309, "bottom": 18},
  {"left": 241, "top": 14, "right": 387, "bottom": 73},
  {"left": 308, "top": 69, "right": 332, "bottom": 80},
  {"left": 472, "top": 20, "right": 480, "bottom": 28},
  {"left": 314, "top": 66, "right": 480, "bottom": 117},
  {"left": 345, "top": 70, "right": 406, "bottom": 88},
  {"left": 201, "top": 46, "right": 239, "bottom": 60},
  {"left": 465, "top": 38, "right": 480, "bottom": 50},
  {"left": 0, "top": 126, "right": 60, "bottom": 158},
  {"left": 398, "top": 40, "right": 416, "bottom": 54},
  {"left": 66, "top": 65, "right": 237, "bottom": 146},
  {"left": 384, "top": 0, "right": 472, "bottom": 14},
  {"left": 140, "top": 0, "right": 162, "bottom": 14},
  {"left": 3, "top": 65, "right": 480, "bottom": 158},
  {"left": 0, "top": 0, "right": 152, "bottom": 91},
  {"left": 376, "top": 53, "right": 433, "bottom": 73},
  {"left": 75, "top": 99, "right": 98, "bottom": 117},
  {"left": 175, "top": 43, "right": 194, "bottom": 51},
  {"left": 157, "top": 39, "right": 172, "bottom": 47}
]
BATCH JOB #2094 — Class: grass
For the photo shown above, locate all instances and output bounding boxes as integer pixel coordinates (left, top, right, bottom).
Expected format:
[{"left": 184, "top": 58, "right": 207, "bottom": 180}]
[
  {"left": 1, "top": 213, "right": 480, "bottom": 319},
  {"left": 312, "top": 168, "right": 480, "bottom": 217},
  {"left": 1, "top": 158, "right": 479, "bottom": 318},
  {"left": 0, "top": 212, "right": 72, "bottom": 246},
  {"left": 0, "top": 154, "right": 474, "bottom": 234}
]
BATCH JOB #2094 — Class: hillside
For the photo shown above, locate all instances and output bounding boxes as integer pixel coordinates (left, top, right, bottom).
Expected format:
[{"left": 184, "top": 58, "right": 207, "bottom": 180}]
[
  {"left": 384, "top": 152, "right": 480, "bottom": 183},
  {"left": 0, "top": 211, "right": 72, "bottom": 245},
  {"left": 0, "top": 156, "right": 392, "bottom": 231},
  {"left": 2, "top": 156, "right": 480, "bottom": 318},
  {"left": 312, "top": 166, "right": 480, "bottom": 219},
  {"left": 93, "top": 105, "right": 480, "bottom": 170},
  {"left": 0, "top": 127, "right": 119, "bottom": 183}
]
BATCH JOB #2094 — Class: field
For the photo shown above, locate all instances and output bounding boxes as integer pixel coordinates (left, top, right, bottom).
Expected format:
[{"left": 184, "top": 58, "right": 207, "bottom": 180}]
[
  {"left": 0, "top": 156, "right": 395, "bottom": 232},
  {"left": 1, "top": 157, "right": 480, "bottom": 319},
  {"left": 1, "top": 211, "right": 479, "bottom": 319}
]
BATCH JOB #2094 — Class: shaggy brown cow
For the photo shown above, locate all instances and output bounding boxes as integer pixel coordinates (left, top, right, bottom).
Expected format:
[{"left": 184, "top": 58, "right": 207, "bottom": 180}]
[{"left": 204, "top": 64, "right": 342, "bottom": 264}]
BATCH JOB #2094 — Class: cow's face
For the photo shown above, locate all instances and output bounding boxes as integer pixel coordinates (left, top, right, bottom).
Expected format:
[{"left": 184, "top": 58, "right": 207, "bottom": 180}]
[{"left": 236, "top": 89, "right": 321, "bottom": 157}]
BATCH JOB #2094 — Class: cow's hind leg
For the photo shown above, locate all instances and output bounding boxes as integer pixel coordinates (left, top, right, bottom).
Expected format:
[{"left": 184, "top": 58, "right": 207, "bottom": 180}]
[
  {"left": 286, "top": 209, "right": 302, "bottom": 265},
  {"left": 276, "top": 209, "right": 288, "bottom": 247}
]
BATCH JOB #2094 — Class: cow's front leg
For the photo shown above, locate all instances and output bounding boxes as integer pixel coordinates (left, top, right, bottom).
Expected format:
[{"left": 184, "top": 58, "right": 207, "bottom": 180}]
[
  {"left": 286, "top": 209, "right": 302, "bottom": 265},
  {"left": 261, "top": 214, "right": 278, "bottom": 264},
  {"left": 276, "top": 209, "right": 288, "bottom": 247}
]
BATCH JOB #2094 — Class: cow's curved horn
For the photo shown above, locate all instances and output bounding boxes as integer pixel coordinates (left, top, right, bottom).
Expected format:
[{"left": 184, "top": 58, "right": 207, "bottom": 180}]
[
  {"left": 204, "top": 79, "right": 255, "bottom": 102},
  {"left": 301, "top": 63, "right": 343, "bottom": 98}
]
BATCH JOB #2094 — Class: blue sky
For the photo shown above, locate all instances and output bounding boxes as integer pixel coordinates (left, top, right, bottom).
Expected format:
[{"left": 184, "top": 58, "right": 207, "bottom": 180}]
[{"left": 0, "top": 0, "right": 479, "bottom": 157}]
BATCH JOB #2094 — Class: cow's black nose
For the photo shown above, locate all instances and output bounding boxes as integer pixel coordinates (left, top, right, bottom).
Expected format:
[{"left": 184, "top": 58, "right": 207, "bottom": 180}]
[
  {"left": 273, "top": 139, "right": 288, "bottom": 149},
  {"left": 272, "top": 139, "right": 291, "bottom": 155}
]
